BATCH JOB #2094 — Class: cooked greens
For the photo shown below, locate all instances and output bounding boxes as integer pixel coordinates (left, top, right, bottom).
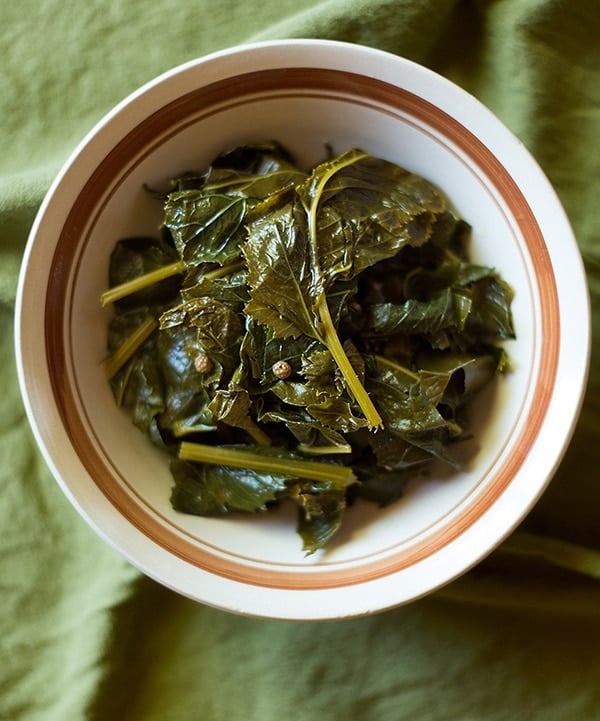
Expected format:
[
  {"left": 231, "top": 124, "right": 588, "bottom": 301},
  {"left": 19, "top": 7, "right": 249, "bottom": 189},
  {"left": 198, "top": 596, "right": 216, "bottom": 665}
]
[{"left": 102, "top": 142, "right": 515, "bottom": 554}]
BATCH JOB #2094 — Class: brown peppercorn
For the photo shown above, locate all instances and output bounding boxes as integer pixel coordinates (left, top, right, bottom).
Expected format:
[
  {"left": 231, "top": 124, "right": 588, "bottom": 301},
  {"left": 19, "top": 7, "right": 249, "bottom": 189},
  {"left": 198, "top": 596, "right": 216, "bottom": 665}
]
[
  {"left": 194, "top": 352, "right": 213, "bottom": 374},
  {"left": 272, "top": 360, "right": 292, "bottom": 379}
]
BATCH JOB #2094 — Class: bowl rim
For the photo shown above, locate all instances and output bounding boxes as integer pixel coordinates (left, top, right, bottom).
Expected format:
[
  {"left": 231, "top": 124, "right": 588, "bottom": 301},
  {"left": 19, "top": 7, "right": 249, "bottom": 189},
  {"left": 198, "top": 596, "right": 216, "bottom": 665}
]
[{"left": 14, "top": 39, "right": 591, "bottom": 620}]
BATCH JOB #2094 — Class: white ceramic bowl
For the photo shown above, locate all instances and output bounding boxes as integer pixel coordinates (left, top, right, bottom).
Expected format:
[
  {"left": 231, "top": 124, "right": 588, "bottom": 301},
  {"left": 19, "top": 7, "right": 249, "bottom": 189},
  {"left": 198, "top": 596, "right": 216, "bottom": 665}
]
[{"left": 15, "top": 40, "right": 590, "bottom": 620}]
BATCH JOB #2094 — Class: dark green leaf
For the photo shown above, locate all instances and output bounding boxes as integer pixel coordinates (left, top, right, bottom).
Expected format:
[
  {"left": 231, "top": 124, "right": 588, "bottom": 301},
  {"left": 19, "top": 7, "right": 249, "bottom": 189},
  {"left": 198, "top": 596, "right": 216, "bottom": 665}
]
[
  {"left": 164, "top": 192, "right": 246, "bottom": 267},
  {"left": 128, "top": 355, "right": 166, "bottom": 446},
  {"left": 159, "top": 297, "right": 243, "bottom": 376},
  {"left": 241, "top": 318, "right": 323, "bottom": 386},
  {"left": 208, "top": 388, "right": 271, "bottom": 444},
  {"left": 306, "top": 396, "right": 369, "bottom": 434},
  {"left": 202, "top": 167, "right": 306, "bottom": 201},
  {"left": 103, "top": 142, "right": 516, "bottom": 553},
  {"left": 181, "top": 266, "right": 249, "bottom": 306},
  {"left": 301, "top": 340, "right": 365, "bottom": 397},
  {"left": 294, "top": 486, "right": 346, "bottom": 555},
  {"left": 256, "top": 401, "right": 350, "bottom": 452},
  {"left": 243, "top": 193, "right": 383, "bottom": 427},
  {"left": 351, "top": 466, "right": 411, "bottom": 506},
  {"left": 367, "top": 288, "right": 472, "bottom": 336},
  {"left": 170, "top": 458, "right": 289, "bottom": 515},
  {"left": 465, "top": 275, "right": 516, "bottom": 339},
  {"left": 296, "top": 149, "right": 449, "bottom": 283},
  {"left": 155, "top": 324, "right": 217, "bottom": 436},
  {"left": 108, "top": 234, "right": 180, "bottom": 308},
  {"left": 243, "top": 199, "right": 319, "bottom": 338},
  {"left": 368, "top": 362, "right": 462, "bottom": 467},
  {"left": 210, "top": 141, "right": 299, "bottom": 175},
  {"left": 417, "top": 351, "right": 500, "bottom": 411}
]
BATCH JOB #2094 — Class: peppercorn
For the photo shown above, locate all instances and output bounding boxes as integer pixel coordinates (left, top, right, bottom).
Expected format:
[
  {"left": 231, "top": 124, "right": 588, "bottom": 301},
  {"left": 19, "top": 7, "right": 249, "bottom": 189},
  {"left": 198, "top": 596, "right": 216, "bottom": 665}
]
[
  {"left": 272, "top": 360, "right": 292, "bottom": 379},
  {"left": 194, "top": 352, "right": 213, "bottom": 374}
]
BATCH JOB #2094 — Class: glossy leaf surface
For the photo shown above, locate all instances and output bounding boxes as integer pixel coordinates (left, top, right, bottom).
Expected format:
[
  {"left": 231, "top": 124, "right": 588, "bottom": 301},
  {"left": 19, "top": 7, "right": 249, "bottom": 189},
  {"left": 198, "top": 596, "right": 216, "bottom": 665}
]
[{"left": 103, "top": 143, "right": 515, "bottom": 554}]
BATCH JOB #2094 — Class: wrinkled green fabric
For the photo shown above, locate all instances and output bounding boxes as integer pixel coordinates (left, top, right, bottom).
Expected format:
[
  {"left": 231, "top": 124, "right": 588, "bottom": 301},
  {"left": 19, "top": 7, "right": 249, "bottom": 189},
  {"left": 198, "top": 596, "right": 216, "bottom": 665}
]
[{"left": 1, "top": 1, "right": 599, "bottom": 719}]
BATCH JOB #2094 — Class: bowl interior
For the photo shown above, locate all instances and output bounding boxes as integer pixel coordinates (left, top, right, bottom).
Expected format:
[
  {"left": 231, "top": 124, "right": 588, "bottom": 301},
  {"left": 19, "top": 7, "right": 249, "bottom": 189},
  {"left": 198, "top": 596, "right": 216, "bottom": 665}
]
[{"left": 67, "top": 81, "right": 536, "bottom": 565}]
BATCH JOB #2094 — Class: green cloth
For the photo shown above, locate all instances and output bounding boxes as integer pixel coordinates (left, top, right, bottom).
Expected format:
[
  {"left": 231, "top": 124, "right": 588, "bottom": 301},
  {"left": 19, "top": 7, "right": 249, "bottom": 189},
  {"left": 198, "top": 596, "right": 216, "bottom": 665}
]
[{"left": 2, "top": 1, "right": 599, "bottom": 719}]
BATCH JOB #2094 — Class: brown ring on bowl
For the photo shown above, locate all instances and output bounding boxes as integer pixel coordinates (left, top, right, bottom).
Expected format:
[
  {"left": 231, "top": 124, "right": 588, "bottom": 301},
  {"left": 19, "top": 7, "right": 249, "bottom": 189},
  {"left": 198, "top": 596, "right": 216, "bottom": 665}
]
[{"left": 45, "top": 67, "right": 558, "bottom": 590}]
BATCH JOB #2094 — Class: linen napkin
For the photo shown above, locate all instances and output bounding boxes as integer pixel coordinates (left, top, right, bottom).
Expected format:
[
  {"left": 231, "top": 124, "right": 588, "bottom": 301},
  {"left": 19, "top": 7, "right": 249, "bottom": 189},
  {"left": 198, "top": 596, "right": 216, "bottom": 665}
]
[{"left": 1, "top": 1, "right": 599, "bottom": 719}]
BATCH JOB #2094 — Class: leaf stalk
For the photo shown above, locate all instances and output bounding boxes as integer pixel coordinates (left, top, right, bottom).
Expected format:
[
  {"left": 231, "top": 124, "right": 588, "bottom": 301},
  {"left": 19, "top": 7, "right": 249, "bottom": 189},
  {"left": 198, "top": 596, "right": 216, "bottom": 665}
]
[
  {"left": 100, "top": 260, "right": 186, "bottom": 306},
  {"left": 103, "top": 315, "right": 158, "bottom": 379},
  {"left": 179, "top": 442, "right": 356, "bottom": 486},
  {"left": 318, "top": 296, "right": 383, "bottom": 430},
  {"left": 302, "top": 150, "right": 382, "bottom": 429}
]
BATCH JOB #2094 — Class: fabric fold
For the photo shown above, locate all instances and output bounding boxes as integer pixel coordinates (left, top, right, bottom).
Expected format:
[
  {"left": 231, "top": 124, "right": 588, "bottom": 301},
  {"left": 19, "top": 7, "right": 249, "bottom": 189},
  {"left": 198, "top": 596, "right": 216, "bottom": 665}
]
[{"left": 2, "top": 1, "right": 599, "bottom": 720}]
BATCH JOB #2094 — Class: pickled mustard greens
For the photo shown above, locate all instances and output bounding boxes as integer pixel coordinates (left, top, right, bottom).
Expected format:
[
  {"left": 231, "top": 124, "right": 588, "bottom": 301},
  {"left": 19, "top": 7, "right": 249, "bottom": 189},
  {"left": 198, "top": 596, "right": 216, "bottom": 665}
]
[{"left": 102, "top": 142, "right": 515, "bottom": 554}]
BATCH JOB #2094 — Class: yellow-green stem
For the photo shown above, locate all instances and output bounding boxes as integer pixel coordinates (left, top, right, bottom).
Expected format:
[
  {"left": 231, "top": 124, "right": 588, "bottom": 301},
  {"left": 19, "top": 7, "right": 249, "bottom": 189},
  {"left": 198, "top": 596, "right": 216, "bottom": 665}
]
[
  {"left": 100, "top": 260, "right": 185, "bottom": 306},
  {"left": 297, "top": 443, "right": 352, "bottom": 455},
  {"left": 179, "top": 442, "right": 356, "bottom": 486},
  {"left": 201, "top": 259, "right": 246, "bottom": 281},
  {"left": 244, "top": 425, "right": 272, "bottom": 446},
  {"left": 374, "top": 354, "right": 420, "bottom": 382},
  {"left": 318, "top": 297, "right": 383, "bottom": 430},
  {"left": 306, "top": 151, "right": 369, "bottom": 241},
  {"left": 103, "top": 315, "right": 158, "bottom": 379},
  {"left": 304, "top": 150, "right": 382, "bottom": 430}
]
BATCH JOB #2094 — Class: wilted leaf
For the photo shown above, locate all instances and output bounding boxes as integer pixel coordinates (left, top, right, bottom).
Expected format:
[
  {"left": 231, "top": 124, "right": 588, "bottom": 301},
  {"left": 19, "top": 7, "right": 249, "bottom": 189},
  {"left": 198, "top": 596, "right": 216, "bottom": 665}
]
[
  {"left": 164, "top": 192, "right": 246, "bottom": 267},
  {"left": 103, "top": 142, "right": 516, "bottom": 553}
]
